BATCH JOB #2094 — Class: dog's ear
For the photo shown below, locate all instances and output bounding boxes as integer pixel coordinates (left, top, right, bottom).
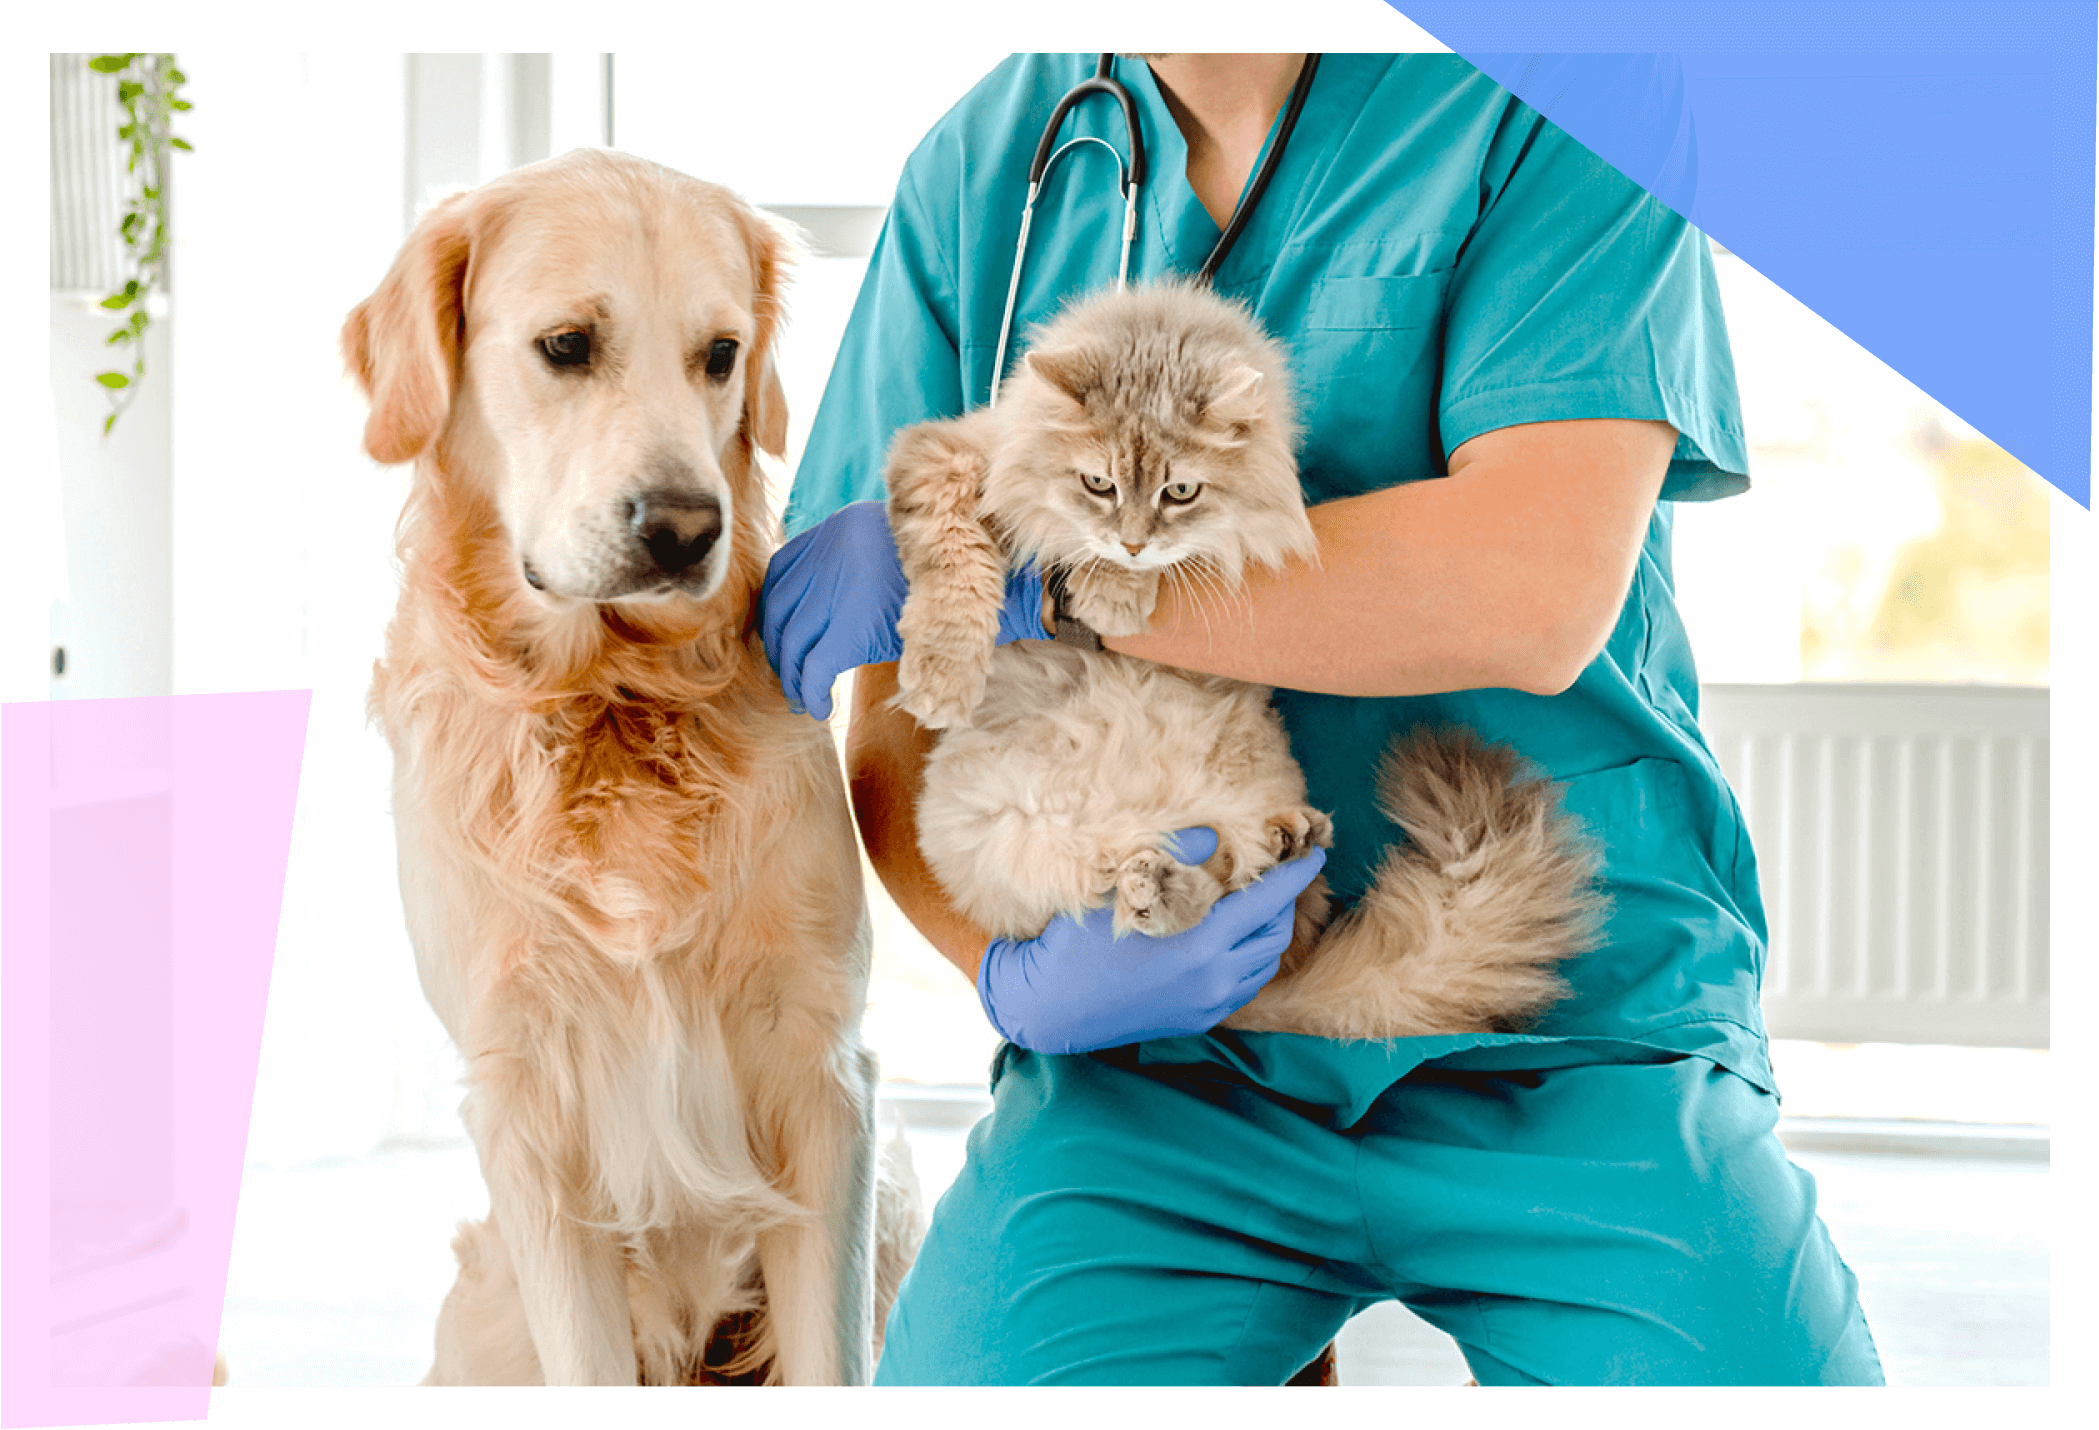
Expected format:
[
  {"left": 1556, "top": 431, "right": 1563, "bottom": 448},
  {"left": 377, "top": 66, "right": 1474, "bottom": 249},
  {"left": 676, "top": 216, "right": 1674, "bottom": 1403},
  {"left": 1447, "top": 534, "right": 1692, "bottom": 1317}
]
[
  {"left": 737, "top": 205, "right": 801, "bottom": 460},
  {"left": 342, "top": 191, "right": 476, "bottom": 466},
  {"left": 746, "top": 339, "right": 790, "bottom": 461}
]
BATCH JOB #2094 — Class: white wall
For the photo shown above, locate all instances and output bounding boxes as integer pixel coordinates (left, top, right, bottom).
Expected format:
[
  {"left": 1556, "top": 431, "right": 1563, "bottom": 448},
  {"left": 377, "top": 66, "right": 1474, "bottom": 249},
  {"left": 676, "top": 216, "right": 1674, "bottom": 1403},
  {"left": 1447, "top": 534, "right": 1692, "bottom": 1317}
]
[
  {"left": 164, "top": 54, "right": 447, "bottom": 1164},
  {"left": 614, "top": 44, "right": 1011, "bottom": 208}
]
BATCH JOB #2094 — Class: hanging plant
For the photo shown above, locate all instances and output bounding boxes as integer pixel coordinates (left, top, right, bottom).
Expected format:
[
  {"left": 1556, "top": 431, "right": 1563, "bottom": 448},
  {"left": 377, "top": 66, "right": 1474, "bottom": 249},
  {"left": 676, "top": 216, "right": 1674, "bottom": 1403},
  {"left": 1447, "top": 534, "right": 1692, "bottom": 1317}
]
[{"left": 90, "top": 53, "right": 192, "bottom": 437}]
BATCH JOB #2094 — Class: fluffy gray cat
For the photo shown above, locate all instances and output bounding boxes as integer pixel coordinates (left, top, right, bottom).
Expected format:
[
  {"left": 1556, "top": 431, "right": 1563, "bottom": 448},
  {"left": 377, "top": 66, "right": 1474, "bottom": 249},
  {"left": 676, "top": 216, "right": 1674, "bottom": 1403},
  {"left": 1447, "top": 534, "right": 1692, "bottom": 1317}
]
[{"left": 885, "top": 283, "right": 1604, "bottom": 1040}]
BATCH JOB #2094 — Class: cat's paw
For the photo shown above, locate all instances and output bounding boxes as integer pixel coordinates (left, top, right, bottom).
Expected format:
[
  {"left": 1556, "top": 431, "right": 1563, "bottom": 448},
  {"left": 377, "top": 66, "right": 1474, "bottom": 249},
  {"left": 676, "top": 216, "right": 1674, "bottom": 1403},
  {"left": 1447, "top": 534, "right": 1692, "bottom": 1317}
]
[
  {"left": 1265, "top": 807, "right": 1334, "bottom": 863},
  {"left": 1067, "top": 569, "right": 1160, "bottom": 638},
  {"left": 894, "top": 643, "right": 988, "bottom": 729},
  {"left": 887, "top": 420, "right": 992, "bottom": 514},
  {"left": 1112, "top": 849, "right": 1222, "bottom": 938}
]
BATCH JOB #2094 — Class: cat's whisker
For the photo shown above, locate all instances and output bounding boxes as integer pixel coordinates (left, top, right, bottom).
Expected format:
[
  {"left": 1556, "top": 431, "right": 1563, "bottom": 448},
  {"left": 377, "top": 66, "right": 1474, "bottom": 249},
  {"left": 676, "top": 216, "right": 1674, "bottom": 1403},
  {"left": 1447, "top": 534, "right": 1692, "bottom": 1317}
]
[
  {"left": 1162, "top": 567, "right": 1213, "bottom": 649},
  {"left": 1181, "top": 558, "right": 1252, "bottom": 641},
  {"left": 1180, "top": 565, "right": 1220, "bottom": 642},
  {"left": 1189, "top": 563, "right": 1246, "bottom": 652}
]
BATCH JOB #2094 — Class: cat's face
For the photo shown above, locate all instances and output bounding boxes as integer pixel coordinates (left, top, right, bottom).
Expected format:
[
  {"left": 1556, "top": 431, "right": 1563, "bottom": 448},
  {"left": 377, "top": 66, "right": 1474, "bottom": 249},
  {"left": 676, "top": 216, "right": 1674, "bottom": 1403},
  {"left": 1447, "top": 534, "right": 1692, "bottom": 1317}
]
[
  {"left": 1031, "top": 363, "right": 1270, "bottom": 573},
  {"left": 983, "top": 285, "right": 1317, "bottom": 586}
]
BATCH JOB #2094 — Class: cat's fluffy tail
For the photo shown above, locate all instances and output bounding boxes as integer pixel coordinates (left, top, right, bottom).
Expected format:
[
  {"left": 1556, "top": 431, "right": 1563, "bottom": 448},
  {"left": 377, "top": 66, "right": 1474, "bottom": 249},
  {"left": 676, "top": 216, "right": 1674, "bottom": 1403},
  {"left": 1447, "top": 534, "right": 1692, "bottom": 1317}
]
[{"left": 1225, "top": 728, "right": 1606, "bottom": 1041}]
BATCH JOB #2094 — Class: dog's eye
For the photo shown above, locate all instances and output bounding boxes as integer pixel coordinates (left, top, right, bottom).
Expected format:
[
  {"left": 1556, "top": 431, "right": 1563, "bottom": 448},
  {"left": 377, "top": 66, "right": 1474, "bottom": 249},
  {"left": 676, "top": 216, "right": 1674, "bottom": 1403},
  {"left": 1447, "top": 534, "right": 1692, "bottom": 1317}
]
[
  {"left": 704, "top": 337, "right": 739, "bottom": 381},
  {"left": 1162, "top": 481, "right": 1202, "bottom": 504},
  {"left": 539, "top": 330, "right": 591, "bottom": 368},
  {"left": 1079, "top": 471, "right": 1114, "bottom": 497}
]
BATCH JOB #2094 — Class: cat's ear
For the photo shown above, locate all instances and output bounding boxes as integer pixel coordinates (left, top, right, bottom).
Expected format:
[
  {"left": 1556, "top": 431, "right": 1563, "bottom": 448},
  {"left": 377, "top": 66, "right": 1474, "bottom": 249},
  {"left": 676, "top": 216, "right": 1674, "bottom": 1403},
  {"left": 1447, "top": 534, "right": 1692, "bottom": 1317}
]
[
  {"left": 1201, "top": 365, "right": 1266, "bottom": 441},
  {"left": 1024, "top": 347, "right": 1096, "bottom": 403}
]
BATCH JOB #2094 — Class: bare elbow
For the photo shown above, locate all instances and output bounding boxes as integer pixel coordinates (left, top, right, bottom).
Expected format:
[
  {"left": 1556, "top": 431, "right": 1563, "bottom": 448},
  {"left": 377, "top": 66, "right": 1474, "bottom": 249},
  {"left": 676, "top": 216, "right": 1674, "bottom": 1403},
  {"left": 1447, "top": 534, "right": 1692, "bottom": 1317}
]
[
  {"left": 1503, "top": 604, "right": 1616, "bottom": 697},
  {"left": 1507, "top": 657, "right": 1583, "bottom": 698}
]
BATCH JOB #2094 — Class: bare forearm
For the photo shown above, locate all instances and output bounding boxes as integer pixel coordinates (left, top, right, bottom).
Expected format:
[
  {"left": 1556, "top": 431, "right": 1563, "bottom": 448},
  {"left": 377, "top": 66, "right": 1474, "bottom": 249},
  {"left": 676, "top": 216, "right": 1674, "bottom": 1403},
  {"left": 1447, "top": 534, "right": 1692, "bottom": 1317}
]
[
  {"left": 844, "top": 662, "right": 991, "bottom": 983},
  {"left": 1107, "top": 419, "right": 1676, "bottom": 698}
]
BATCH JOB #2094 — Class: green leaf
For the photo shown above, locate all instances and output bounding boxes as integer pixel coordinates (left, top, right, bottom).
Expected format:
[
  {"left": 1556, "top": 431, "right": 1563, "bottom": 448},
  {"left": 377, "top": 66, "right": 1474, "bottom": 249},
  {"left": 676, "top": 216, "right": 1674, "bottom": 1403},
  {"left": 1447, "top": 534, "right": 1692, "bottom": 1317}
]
[
  {"left": 96, "top": 371, "right": 130, "bottom": 389},
  {"left": 89, "top": 55, "right": 129, "bottom": 73},
  {"left": 170, "top": 137, "right": 192, "bottom": 152},
  {"left": 167, "top": 66, "right": 187, "bottom": 84},
  {"left": 170, "top": 97, "right": 192, "bottom": 111},
  {"left": 106, "top": 328, "right": 131, "bottom": 345},
  {"left": 103, "top": 412, "right": 119, "bottom": 436},
  {"left": 119, "top": 81, "right": 142, "bottom": 102},
  {"left": 141, "top": 185, "right": 158, "bottom": 201},
  {"left": 101, "top": 291, "right": 133, "bottom": 309},
  {"left": 129, "top": 310, "right": 148, "bottom": 332}
]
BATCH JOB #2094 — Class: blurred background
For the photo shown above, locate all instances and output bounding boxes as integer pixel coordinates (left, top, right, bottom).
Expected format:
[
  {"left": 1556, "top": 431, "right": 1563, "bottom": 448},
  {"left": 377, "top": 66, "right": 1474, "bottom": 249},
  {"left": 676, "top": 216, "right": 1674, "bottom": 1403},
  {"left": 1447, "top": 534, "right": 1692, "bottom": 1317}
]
[{"left": 34, "top": 48, "right": 2052, "bottom": 1386}]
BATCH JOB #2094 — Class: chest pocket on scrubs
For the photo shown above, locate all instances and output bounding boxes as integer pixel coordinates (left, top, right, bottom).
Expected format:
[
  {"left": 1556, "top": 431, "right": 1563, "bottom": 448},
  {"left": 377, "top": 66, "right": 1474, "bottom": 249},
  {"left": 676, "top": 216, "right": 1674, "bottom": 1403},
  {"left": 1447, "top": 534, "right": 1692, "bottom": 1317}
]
[{"left": 1291, "top": 270, "right": 1449, "bottom": 504}]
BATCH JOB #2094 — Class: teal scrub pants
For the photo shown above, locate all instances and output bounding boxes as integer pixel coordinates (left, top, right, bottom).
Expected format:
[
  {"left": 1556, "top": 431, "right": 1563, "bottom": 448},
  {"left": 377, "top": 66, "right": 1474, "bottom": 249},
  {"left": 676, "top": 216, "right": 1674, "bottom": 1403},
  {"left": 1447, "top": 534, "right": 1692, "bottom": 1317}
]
[{"left": 875, "top": 1044, "right": 1884, "bottom": 1386}]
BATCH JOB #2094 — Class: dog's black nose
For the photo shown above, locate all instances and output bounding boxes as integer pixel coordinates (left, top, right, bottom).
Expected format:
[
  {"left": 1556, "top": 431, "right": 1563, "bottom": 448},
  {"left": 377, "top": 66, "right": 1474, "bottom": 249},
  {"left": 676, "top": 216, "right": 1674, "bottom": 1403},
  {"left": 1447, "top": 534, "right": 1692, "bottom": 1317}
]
[{"left": 629, "top": 491, "right": 723, "bottom": 577}]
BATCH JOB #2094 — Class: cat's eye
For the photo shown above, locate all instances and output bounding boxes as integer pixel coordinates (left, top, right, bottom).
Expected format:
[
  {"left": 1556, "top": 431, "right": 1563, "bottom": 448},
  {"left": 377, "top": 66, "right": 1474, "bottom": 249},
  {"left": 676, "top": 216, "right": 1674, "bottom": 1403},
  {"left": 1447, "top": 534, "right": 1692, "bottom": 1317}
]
[
  {"left": 1079, "top": 471, "right": 1115, "bottom": 497},
  {"left": 539, "top": 329, "right": 592, "bottom": 368},
  {"left": 704, "top": 337, "right": 740, "bottom": 381},
  {"left": 1162, "top": 481, "right": 1203, "bottom": 504}
]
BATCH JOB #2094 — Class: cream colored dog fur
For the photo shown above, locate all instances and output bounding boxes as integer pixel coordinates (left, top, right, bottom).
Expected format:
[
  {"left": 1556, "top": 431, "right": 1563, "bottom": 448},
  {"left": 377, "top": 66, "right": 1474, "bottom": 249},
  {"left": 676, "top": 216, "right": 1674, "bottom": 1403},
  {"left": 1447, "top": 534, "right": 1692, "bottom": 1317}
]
[{"left": 345, "top": 149, "right": 911, "bottom": 1386}]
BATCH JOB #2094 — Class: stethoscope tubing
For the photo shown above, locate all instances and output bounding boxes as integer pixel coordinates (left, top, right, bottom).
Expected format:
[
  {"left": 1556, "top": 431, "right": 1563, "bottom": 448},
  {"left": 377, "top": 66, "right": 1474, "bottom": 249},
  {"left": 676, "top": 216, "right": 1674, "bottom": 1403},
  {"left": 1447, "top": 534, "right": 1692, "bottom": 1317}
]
[
  {"left": 1197, "top": 52, "right": 1320, "bottom": 286},
  {"left": 990, "top": 53, "right": 1319, "bottom": 408},
  {"left": 1029, "top": 55, "right": 1148, "bottom": 190}
]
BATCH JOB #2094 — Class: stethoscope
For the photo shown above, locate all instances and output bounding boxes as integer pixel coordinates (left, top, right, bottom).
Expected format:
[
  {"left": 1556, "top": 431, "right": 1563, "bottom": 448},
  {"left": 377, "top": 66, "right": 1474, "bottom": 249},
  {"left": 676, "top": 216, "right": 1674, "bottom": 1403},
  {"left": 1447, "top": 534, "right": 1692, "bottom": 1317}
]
[{"left": 988, "top": 52, "right": 1323, "bottom": 405}]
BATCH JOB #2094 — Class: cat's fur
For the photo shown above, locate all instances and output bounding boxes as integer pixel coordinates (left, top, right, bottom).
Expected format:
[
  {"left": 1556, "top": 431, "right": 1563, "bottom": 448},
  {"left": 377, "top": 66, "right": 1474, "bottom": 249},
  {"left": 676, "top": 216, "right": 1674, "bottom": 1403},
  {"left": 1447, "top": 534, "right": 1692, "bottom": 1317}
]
[{"left": 887, "top": 283, "right": 1604, "bottom": 1040}]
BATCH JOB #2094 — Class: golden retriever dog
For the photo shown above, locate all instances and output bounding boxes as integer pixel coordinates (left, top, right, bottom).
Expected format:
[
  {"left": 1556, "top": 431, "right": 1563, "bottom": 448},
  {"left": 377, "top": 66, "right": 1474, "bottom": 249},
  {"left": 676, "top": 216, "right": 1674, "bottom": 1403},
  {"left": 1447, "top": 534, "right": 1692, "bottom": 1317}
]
[{"left": 343, "top": 149, "right": 914, "bottom": 1385}]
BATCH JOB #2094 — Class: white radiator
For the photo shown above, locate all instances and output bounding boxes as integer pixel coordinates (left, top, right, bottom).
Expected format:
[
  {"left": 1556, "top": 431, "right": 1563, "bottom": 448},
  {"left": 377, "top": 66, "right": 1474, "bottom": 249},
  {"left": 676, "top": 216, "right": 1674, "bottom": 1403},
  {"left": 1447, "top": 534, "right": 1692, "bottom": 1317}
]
[
  {"left": 49, "top": 53, "right": 129, "bottom": 295},
  {"left": 1698, "top": 683, "right": 2049, "bottom": 1049}
]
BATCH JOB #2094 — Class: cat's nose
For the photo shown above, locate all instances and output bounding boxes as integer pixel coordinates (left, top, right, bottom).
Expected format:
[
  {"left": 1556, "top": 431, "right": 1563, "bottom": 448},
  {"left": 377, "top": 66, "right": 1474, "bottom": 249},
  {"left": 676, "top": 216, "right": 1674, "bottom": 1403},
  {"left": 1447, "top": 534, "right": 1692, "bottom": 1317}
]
[{"left": 1121, "top": 541, "right": 1146, "bottom": 556}]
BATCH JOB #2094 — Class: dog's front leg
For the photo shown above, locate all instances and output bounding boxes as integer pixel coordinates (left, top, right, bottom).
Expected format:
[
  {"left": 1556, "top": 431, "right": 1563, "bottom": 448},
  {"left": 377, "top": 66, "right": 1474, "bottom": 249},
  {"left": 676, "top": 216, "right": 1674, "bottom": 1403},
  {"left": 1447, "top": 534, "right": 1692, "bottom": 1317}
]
[
  {"left": 478, "top": 1137, "right": 637, "bottom": 1385},
  {"left": 751, "top": 1042, "right": 878, "bottom": 1386}
]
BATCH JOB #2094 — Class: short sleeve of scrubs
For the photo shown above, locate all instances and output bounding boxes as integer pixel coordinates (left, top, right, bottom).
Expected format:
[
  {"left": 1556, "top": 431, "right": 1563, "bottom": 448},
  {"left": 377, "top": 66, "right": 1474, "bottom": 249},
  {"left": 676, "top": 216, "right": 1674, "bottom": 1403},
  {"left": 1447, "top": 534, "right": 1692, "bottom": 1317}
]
[
  {"left": 1437, "top": 107, "right": 1748, "bottom": 502},
  {"left": 783, "top": 171, "right": 965, "bottom": 534}
]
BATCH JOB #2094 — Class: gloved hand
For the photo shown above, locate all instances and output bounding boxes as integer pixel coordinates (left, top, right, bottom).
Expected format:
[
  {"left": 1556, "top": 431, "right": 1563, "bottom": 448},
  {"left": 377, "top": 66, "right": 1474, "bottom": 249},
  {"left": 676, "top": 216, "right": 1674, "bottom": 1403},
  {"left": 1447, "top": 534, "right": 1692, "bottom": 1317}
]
[
  {"left": 977, "top": 828, "right": 1327, "bottom": 1055},
  {"left": 759, "top": 501, "right": 1049, "bottom": 720}
]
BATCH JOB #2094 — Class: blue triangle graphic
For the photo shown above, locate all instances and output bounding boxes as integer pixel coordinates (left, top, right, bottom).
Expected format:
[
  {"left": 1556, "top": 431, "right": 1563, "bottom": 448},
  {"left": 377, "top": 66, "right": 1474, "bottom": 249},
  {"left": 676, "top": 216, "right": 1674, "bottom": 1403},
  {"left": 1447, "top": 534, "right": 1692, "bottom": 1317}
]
[{"left": 1385, "top": 5, "right": 2090, "bottom": 508}]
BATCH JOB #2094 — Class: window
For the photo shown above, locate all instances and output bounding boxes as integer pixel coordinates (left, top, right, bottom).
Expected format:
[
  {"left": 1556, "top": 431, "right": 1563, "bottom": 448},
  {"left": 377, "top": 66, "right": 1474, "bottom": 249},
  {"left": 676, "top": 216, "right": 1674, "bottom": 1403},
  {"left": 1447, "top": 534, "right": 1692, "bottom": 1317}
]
[{"left": 1677, "top": 253, "right": 2050, "bottom": 687}]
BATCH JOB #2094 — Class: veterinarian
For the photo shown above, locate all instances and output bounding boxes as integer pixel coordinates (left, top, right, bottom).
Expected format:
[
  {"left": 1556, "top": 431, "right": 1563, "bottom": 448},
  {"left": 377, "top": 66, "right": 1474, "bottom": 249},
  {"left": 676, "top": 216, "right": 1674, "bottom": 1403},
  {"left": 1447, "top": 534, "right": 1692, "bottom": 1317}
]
[{"left": 761, "top": 53, "right": 1883, "bottom": 1386}]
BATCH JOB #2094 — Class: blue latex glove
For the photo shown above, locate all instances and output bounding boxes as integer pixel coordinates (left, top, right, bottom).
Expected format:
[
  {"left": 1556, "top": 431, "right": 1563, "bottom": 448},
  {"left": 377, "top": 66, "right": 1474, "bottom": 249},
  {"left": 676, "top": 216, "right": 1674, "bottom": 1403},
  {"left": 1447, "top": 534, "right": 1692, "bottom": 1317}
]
[
  {"left": 977, "top": 828, "right": 1328, "bottom": 1055},
  {"left": 760, "top": 501, "right": 1049, "bottom": 720}
]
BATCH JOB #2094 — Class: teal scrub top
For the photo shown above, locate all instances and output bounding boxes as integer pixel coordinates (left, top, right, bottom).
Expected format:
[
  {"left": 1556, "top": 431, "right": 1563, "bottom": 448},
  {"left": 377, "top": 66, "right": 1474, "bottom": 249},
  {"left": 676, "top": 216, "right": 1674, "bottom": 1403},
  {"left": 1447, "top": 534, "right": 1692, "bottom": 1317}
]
[{"left": 786, "top": 54, "right": 1775, "bottom": 1102}]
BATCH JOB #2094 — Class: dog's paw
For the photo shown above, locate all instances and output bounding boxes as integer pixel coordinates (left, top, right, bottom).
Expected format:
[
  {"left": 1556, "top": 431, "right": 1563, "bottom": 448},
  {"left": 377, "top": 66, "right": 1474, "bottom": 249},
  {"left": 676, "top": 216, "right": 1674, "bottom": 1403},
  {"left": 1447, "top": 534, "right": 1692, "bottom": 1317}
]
[{"left": 1112, "top": 848, "right": 1221, "bottom": 938}]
